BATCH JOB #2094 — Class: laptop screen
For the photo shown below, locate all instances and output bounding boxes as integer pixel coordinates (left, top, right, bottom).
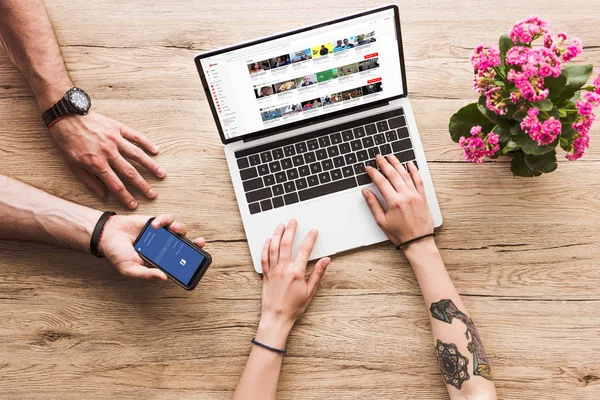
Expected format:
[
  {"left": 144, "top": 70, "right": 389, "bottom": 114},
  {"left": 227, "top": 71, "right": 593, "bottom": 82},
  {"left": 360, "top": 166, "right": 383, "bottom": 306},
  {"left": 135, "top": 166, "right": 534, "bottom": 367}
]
[{"left": 197, "top": 7, "right": 405, "bottom": 142}]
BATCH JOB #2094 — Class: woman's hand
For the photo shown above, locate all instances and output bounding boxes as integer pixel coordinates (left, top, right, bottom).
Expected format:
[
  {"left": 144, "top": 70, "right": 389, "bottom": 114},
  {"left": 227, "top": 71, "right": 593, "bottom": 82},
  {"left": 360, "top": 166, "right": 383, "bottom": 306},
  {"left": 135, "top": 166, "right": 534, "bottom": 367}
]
[
  {"left": 256, "top": 219, "right": 330, "bottom": 347},
  {"left": 361, "top": 155, "right": 434, "bottom": 248},
  {"left": 99, "top": 213, "right": 206, "bottom": 282}
]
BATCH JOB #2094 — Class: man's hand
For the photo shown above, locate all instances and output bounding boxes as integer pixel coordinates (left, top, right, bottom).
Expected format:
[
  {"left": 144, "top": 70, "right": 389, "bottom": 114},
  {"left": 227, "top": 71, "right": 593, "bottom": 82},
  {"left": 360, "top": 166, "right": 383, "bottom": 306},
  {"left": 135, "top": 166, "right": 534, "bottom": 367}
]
[
  {"left": 258, "top": 219, "right": 330, "bottom": 338},
  {"left": 99, "top": 214, "right": 205, "bottom": 282},
  {"left": 362, "top": 155, "right": 434, "bottom": 247},
  {"left": 50, "top": 111, "right": 166, "bottom": 209}
]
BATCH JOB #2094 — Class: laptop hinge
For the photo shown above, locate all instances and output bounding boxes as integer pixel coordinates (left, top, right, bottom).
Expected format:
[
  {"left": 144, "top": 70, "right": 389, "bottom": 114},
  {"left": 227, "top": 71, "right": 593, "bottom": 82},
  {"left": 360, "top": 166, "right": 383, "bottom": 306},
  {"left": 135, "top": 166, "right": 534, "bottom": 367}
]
[{"left": 243, "top": 100, "right": 390, "bottom": 143}]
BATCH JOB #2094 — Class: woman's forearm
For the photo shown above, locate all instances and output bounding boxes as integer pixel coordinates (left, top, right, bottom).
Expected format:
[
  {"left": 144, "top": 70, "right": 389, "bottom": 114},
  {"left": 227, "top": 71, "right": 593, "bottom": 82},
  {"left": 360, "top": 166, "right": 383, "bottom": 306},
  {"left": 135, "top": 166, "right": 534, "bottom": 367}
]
[
  {"left": 405, "top": 238, "right": 497, "bottom": 399},
  {"left": 233, "top": 318, "right": 291, "bottom": 400},
  {"left": 0, "top": 175, "right": 101, "bottom": 253}
]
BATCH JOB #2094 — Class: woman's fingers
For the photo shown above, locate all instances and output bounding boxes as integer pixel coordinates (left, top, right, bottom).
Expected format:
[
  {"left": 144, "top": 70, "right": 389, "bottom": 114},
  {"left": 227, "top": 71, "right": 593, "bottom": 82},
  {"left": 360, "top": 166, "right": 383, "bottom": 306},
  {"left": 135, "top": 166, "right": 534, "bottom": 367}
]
[
  {"left": 269, "top": 223, "right": 285, "bottom": 267},
  {"left": 295, "top": 229, "right": 318, "bottom": 269},
  {"left": 307, "top": 257, "right": 330, "bottom": 298},
  {"left": 375, "top": 154, "right": 406, "bottom": 193},
  {"left": 407, "top": 161, "right": 426, "bottom": 197},
  {"left": 362, "top": 188, "right": 386, "bottom": 227},
  {"left": 261, "top": 237, "right": 271, "bottom": 275},
  {"left": 388, "top": 154, "right": 415, "bottom": 191},
  {"left": 366, "top": 165, "right": 397, "bottom": 202},
  {"left": 279, "top": 219, "right": 297, "bottom": 263}
]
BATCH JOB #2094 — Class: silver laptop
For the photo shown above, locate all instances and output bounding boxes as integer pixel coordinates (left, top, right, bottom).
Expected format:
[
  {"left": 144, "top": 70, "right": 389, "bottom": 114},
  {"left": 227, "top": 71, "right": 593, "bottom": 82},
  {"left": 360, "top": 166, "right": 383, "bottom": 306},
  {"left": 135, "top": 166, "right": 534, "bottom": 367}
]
[{"left": 195, "top": 5, "right": 442, "bottom": 272}]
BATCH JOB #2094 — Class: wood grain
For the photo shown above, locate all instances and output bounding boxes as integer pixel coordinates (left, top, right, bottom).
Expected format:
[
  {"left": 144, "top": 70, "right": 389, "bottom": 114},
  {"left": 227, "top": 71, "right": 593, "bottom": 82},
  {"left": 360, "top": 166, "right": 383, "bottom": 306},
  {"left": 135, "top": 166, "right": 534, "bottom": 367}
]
[{"left": 1, "top": 0, "right": 600, "bottom": 399}]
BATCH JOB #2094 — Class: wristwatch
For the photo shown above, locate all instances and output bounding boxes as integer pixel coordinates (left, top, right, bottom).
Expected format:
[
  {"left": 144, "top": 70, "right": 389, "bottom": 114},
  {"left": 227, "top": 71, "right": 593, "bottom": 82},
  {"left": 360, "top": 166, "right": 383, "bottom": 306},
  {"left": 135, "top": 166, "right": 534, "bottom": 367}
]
[{"left": 42, "top": 87, "right": 91, "bottom": 128}]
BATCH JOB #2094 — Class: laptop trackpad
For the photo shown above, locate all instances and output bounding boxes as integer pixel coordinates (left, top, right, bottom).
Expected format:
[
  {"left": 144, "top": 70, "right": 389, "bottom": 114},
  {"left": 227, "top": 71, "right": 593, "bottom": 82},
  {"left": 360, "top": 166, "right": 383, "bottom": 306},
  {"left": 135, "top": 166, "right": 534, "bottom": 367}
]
[{"left": 244, "top": 185, "right": 389, "bottom": 273}]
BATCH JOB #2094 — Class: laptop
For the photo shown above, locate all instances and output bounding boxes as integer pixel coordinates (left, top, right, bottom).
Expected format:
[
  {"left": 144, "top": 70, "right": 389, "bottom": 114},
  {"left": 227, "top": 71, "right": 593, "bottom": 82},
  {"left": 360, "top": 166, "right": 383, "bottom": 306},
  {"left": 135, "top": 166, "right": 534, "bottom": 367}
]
[{"left": 195, "top": 4, "right": 442, "bottom": 272}]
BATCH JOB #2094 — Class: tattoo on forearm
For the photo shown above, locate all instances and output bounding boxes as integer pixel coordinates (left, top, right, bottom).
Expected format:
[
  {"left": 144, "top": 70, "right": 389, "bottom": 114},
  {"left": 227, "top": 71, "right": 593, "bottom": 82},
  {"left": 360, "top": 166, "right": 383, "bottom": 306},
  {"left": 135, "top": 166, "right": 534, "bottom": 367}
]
[
  {"left": 430, "top": 299, "right": 493, "bottom": 381},
  {"left": 436, "top": 340, "right": 470, "bottom": 389}
]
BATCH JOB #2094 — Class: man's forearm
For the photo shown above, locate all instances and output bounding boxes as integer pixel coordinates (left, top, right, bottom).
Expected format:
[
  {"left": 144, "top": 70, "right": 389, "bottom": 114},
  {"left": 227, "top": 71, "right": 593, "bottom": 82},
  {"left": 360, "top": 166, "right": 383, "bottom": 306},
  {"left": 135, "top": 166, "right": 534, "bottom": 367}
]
[
  {"left": 405, "top": 239, "right": 497, "bottom": 399},
  {"left": 0, "top": 175, "right": 101, "bottom": 253},
  {"left": 0, "top": 0, "right": 73, "bottom": 109}
]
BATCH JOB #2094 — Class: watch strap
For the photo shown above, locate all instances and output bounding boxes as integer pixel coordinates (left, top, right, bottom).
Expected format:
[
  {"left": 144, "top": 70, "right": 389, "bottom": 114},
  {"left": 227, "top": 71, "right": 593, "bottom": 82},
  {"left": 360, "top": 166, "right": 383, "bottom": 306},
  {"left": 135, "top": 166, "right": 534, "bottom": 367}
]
[
  {"left": 90, "top": 211, "right": 117, "bottom": 258},
  {"left": 42, "top": 92, "right": 74, "bottom": 127}
]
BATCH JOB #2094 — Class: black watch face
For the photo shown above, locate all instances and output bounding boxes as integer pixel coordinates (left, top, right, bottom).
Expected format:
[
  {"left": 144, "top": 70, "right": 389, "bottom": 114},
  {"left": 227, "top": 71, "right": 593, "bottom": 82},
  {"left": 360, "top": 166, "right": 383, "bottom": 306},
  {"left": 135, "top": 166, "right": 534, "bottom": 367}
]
[{"left": 69, "top": 89, "right": 90, "bottom": 112}]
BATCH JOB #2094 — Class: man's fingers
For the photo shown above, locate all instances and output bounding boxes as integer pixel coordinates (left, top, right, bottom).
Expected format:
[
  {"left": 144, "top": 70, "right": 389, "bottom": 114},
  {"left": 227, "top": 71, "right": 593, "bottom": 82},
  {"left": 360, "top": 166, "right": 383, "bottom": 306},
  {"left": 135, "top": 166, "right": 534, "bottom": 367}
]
[
  {"left": 307, "top": 257, "right": 330, "bottom": 298},
  {"left": 111, "top": 155, "right": 156, "bottom": 200},
  {"left": 120, "top": 263, "right": 168, "bottom": 282},
  {"left": 407, "top": 161, "right": 426, "bottom": 197},
  {"left": 152, "top": 214, "right": 175, "bottom": 229},
  {"left": 365, "top": 165, "right": 396, "bottom": 201},
  {"left": 95, "top": 165, "right": 137, "bottom": 209},
  {"left": 192, "top": 237, "right": 206, "bottom": 248},
  {"left": 279, "top": 219, "right": 297, "bottom": 263},
  {"left": 375, "top": 154, "right": 406, "bottom": 193},
  {"left": 269, "top": 223, "right": 285, "bottom": 267},
  {"left": 75, "top": 168, "right": 106, "bottom": 198},
  {"left": 120, "top": 123, "right": 160, "bottom": 155},
  {"left": 121, "top": 140, "right": 165, "bottom": 179},
  {"left": 295, "top": 229, "right": 318, "bottom": 269},
  {"left": 169, "top": 221, "right": 188, "bottom": 236},
  {"left": 388, "top": 154, "right": 415, "bottom": 191},
  {"left": 261, "top": 237, "right": 271, "bottom": 275},
  {"left": 361, "top": 188, "right": 386, "bottom": 227}
]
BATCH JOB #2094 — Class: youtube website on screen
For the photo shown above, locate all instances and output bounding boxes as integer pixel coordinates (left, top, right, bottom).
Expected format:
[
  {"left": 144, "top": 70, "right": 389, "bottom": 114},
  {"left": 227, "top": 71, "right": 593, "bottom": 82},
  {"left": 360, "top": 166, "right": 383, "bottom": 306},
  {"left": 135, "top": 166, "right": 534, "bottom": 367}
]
[{"left": 200, "top": 9, "right": 403, "bottom": 140}]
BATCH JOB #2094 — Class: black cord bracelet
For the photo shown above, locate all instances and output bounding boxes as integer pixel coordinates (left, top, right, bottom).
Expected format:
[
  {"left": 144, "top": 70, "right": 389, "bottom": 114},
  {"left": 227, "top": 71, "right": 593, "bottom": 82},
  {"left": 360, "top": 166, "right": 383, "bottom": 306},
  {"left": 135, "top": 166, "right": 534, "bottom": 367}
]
[
  {"left": 396, "top": 233, "right": 436, "bottom": 250},
  {"left": 251, "top": 338, "right": 287, "bottom": 354},
  {"left": 90, "top": 211, "right": 116, "bottom": 258}
]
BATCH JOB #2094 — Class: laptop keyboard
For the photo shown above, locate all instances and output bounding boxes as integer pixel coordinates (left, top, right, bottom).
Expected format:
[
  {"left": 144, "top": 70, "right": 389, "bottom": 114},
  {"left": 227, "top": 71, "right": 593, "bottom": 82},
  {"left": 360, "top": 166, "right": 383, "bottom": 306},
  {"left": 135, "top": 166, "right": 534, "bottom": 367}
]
[{"left": 234, "top": 108, "right": 417, "bottom": 215}]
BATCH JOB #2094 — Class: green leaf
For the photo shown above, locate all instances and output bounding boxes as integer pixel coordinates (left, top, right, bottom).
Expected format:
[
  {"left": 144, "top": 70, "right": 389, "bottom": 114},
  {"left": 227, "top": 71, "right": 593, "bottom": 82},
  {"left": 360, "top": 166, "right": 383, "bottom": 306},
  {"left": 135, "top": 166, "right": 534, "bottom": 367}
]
[
  {"left": 556, "top": 64, "right": 593, "bottom": 105},
  {"left": 495, "top": 125, "right": 512, "bottom": 143},
  {"left": 560, "top": 136, "right": 573, "bottom": 152},
  {"left": 524, "top": 151, "right": 558, "bottom": 173},
  {"left": 534, "top": 99, "right": 554, "bottom": 112},
  {"left": 503, "top": 140, "right": 521, "bottom": 153},
  {"left": 448, "top": 103, "right": 493, "bottom": 143},
  {"left": 499, "top": 34, "right": 515, "bottom": 66},
  {"left": 513, "top": 125, "right": 557, "bottom": 155},
  {"left": 545, "top": 74, "right": 567, "bottom": 101},
  {"left": 511, "top": 150, "right": 542, "bottom": 177},
  {"left": 513, "top": 110, "right": 527, "bottom": 121},
  {"left": 478, "top": 96, "right": 500, "bottom": 124}
]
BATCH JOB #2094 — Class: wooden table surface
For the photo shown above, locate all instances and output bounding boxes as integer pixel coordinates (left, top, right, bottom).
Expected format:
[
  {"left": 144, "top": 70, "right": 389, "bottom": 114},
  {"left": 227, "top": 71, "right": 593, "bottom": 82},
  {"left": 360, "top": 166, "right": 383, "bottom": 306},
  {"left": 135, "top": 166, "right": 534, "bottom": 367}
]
[{"left": 1, "top": 1, "right": 600, "bottom": 399}]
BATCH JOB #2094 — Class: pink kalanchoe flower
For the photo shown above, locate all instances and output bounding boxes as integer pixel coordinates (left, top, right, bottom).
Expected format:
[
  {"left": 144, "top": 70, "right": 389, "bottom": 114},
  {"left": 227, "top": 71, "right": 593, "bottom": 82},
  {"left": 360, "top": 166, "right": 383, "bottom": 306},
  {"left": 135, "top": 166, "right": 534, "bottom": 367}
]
[
  {"left": 506, "top": 46, "right": 561, "bottom": 102},
  {"left": 576, "top": 100, "right": 593, "bottom": 116},
  {"left": 510, "top": 16, "right": 551, "bottom": 44},
  {"left": 593, "top": 70, "right": 600, "bottom": 95},
  {"left": 521, "top": 107, "right": 562, "bottom": 145},
  {"left": 485, "top": 87, "right": 507, "bottom": 115},
  {"left": 471, "top": 44, "right": 501, "bottom": 71},
  {"left": 583, "top": 91, "right": 600, "bottom": 107},
  {"left": 459, "top": 126, "right": 500, "bottom": 163},
  {"left": 562, "top": 37, "right": 583, "bottom": 62}
]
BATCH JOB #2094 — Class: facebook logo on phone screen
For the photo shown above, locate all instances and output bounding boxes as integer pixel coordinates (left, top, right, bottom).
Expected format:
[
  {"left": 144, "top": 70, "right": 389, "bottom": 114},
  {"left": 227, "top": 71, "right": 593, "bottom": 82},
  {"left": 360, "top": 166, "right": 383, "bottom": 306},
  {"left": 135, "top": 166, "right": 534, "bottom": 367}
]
[{"left": 137, "top": 224, "right": 205, "bottom": 286}]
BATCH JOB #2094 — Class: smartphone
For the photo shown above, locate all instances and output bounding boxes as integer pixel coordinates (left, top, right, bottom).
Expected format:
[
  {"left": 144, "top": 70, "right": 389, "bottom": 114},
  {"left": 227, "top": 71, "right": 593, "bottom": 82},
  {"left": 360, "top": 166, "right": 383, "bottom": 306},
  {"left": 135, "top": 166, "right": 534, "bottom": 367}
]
[{"left": 133, "top": 217, "right": 212, "bottom": 290}]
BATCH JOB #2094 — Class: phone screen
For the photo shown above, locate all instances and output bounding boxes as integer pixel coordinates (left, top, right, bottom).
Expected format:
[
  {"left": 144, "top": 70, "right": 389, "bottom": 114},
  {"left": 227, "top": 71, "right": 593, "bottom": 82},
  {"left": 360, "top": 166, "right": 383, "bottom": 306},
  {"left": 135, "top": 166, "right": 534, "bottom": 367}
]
[{"left": 135, "top": 223, "right": 206, "bottom": 286}]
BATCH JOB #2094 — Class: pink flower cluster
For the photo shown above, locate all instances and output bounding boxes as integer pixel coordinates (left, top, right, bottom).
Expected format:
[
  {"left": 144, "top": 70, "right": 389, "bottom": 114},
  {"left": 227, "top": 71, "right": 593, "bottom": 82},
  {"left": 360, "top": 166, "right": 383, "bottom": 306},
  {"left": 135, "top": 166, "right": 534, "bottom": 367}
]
[
  {"left": 567, "top": 88, "right": 599, "bottom": 160},
  {"left": 506, "top": 46, "right": 561, "bottom": 102},
  {"left": 520, "top": 108, "right": 562, "bottom": 145},
  {"left": 471, "top": 44, "right": 501, "bottom": 94},
  {"left": 546, "top": 32, "right": 583, "bottom": 62},
  {"left": 510, "top": 16, "right": 550, "bottom": 44},
  {"left": 459, "top": 126, "right": 500, "bottom": 163}
]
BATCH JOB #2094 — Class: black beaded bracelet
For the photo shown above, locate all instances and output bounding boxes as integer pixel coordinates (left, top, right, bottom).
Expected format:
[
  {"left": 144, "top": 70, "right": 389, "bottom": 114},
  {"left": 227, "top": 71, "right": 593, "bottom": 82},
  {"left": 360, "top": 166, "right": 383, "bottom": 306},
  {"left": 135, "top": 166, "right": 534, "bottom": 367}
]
[
  {"left": 251, "top": 338, "right": 287, "bottom": 354},
  {"left": 396, "top": 233, "right": 436, "bottom": 250}
]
